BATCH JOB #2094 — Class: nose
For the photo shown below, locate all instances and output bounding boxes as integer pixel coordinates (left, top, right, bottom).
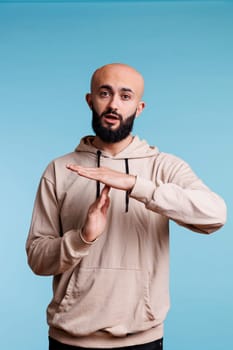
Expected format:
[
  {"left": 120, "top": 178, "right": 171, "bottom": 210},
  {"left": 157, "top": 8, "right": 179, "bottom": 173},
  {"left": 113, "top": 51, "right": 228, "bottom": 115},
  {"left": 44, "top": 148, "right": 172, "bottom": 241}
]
[{"left": 108, "top": 94, "right": 120, "bottom": 110}]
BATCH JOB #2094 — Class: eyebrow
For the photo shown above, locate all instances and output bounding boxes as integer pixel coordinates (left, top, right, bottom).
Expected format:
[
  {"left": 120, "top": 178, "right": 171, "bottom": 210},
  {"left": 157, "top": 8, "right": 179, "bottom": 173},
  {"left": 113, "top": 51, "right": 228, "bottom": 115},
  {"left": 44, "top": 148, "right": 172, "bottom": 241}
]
[{"left": 99, "top": 85, "right": 134, "bottom": 94}]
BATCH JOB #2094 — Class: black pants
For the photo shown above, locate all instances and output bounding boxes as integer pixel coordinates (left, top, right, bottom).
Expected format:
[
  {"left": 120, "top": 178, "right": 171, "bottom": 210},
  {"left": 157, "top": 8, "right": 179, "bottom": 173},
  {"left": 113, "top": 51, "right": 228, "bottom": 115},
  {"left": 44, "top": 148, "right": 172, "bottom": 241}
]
[{"left": 49, "top": 337, "right": 163, "bottom": 350}]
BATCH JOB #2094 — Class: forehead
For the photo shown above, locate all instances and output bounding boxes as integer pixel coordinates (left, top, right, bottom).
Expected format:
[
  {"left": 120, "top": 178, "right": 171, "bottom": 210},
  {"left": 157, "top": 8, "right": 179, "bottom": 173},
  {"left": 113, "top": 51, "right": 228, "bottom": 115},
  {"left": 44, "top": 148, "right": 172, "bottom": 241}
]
[{"left": 91, "top": 65, "right": 144, "bottom": 97}]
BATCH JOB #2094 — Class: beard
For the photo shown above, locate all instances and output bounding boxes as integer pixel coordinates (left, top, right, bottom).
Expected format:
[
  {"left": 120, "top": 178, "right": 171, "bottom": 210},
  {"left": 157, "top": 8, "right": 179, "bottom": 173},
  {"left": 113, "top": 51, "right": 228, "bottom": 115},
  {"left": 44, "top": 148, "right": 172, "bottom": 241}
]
[{"left": 91, "top": 107, "right": 136, "bottom": 143}]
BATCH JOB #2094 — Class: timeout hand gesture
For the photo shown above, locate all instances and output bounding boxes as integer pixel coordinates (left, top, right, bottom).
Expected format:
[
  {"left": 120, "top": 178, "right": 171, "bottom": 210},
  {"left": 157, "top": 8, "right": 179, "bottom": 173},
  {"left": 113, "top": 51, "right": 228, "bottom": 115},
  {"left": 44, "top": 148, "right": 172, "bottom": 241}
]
[{"left": 66, "top": 164, "right": 136, "bottom": 242}]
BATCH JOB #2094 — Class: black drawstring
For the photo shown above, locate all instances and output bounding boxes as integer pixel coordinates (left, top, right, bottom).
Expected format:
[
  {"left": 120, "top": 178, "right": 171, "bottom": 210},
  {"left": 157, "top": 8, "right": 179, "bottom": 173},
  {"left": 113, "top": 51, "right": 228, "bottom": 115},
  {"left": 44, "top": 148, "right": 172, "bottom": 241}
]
[
  {"left": 96, "top": 150, "right": 101, "bottom": 199},
  {"left": 96, "top": 151, "right": 129, "bottom": 212},
  {"left": 125, "top": 158, "right": 129, "bottom": 213}
]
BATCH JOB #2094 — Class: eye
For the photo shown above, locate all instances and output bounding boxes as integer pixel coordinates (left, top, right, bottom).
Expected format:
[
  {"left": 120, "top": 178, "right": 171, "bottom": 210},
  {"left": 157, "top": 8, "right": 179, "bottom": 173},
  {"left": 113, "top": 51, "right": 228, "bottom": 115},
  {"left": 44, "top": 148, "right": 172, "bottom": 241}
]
[
  {"left": 121, "top": 94, "right": 131, "bottom": 101},
  {"left": 99, "top": 90, "right": 111, "bottom": 98}
]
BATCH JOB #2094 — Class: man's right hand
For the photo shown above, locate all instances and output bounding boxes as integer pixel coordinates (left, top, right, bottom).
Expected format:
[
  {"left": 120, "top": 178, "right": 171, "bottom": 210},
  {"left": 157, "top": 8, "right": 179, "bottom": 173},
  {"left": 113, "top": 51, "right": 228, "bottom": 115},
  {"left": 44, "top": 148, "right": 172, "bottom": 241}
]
[{"left": 81, "top": 185, "right": 111, "bottom": 243}]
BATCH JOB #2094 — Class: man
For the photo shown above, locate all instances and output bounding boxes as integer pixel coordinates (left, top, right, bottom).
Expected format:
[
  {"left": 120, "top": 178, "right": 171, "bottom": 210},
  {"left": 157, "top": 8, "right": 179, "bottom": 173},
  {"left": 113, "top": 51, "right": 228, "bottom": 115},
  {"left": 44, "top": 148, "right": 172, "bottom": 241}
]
[{"left": 26, "top": 63, "right": 226, "bottom": 350}]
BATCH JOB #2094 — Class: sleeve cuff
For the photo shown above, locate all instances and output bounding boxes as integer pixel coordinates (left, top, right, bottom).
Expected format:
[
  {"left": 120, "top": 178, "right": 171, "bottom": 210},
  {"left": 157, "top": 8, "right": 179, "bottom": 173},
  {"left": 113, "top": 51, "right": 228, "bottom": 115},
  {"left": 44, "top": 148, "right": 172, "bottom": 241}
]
[
  {"left": 64, "top": 229, "right": 94, "bottom": 253},
  {"left": 79, "top": 230, "right": 99, "bottom": 245},
  {"left": 129, "top": 176, "right": 156, "bottom": 204}
]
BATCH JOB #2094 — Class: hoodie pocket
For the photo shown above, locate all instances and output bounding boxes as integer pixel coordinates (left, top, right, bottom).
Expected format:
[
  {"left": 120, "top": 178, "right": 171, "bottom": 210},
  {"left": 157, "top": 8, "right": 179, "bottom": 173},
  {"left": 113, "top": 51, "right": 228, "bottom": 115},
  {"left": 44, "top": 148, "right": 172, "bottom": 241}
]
[{"left": 49, "top": 267, "right": 157, "bottom": 337}]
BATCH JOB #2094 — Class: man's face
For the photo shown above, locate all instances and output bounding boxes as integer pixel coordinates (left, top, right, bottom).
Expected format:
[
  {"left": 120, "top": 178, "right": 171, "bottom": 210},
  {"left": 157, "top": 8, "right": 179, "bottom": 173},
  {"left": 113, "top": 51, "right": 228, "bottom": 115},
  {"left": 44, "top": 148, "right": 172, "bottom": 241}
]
[{"left": 86, "top": 64, "right": 145, "bottom": 143}]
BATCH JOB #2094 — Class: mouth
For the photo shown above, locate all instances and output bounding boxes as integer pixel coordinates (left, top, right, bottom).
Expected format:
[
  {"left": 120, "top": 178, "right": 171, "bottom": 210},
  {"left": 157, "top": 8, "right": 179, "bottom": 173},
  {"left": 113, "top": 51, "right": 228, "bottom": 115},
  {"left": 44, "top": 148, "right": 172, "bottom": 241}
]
[{"left": 102, "top": 114, "right": 120, "bottom": 125}]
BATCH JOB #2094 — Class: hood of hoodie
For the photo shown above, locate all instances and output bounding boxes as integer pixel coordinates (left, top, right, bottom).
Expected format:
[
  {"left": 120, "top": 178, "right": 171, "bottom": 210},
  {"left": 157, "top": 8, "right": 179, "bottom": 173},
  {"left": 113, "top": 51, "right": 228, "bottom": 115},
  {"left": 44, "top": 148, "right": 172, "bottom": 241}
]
[{"left": 75, "top": 135, "right": 159, "bottom": 160}]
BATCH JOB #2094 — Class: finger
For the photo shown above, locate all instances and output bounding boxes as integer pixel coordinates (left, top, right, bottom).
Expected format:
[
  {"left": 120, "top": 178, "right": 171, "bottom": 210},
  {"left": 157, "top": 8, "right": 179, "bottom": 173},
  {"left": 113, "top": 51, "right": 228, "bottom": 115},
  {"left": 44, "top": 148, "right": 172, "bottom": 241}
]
[
  {"left": 66, "top": 164, "right": 80, "bottom": 173},
  {"left": 100, "top": 186, "right": 111, "bottom": 215},
  {"left": 101, "top": 185, "right": 111, "bottom": 196},
  {"left": 67, "top": 164, "right": 95, "bottom": 172},
  {"left": 97, "top": 185, "right": 111, "bottom": 209},
  {"left": 101, "top": 196, "right": 110, "bottom": 216},
  {"left": 67, "top": 164, "right": 101, "bottom": 180}
]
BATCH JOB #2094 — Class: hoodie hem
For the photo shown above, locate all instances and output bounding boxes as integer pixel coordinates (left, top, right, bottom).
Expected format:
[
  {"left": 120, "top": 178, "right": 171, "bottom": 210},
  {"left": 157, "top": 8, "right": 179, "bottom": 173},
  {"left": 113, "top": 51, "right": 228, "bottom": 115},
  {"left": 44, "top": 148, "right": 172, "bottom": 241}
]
[{"left": 49, "top": 325, "right": 164, "bottom": 348}]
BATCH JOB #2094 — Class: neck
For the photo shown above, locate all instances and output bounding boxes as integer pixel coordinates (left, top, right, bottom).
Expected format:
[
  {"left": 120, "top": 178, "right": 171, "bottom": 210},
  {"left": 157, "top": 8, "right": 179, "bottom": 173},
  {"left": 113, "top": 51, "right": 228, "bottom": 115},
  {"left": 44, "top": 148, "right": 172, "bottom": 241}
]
[{"left": 92, "top": 135, "right": 133, "bottom": 156}]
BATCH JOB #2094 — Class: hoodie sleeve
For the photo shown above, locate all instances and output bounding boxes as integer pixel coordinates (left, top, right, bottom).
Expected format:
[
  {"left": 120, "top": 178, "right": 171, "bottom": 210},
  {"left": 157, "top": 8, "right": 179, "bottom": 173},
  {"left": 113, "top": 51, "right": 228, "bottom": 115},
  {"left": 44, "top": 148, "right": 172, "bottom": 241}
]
[
  {"left": 130, "top": 156, "right": 227, "bottom": 234},
  {"left": 26, "top": 175, "right": 92, "bottom": 276}
]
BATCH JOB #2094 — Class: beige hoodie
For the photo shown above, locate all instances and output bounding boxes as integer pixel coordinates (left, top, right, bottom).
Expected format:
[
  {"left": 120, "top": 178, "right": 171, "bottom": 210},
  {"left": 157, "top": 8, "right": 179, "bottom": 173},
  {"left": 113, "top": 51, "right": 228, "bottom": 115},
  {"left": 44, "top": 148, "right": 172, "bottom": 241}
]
[{"left": 26, "top": 135, "right": 226, "bottom": 348}]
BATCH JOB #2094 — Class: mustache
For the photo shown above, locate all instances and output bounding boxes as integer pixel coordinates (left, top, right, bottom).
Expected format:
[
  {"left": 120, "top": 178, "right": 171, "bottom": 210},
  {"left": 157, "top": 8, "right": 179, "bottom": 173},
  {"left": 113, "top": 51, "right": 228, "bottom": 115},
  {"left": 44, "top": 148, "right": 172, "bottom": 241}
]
[{"left": 100, "top": 108, "right": 123, "bottom": 121}]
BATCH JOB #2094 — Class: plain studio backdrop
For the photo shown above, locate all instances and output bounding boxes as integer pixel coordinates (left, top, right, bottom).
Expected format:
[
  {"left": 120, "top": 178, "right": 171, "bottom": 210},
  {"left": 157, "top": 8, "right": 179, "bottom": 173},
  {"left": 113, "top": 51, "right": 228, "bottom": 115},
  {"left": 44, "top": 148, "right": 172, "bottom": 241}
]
[{"left": 0, "top": 0, "right": 232, "bottom": 349}]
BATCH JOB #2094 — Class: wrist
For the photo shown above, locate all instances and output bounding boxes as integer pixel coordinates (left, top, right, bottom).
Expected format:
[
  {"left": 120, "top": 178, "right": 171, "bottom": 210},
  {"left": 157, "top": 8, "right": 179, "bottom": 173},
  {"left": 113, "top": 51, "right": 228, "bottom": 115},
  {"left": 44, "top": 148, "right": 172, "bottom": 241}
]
[
  {"left": 79, "top": 229, "right": 99, "bottom": 245},
  {"left": 128, "top": 175, "right": 136, "bottom": 192}
]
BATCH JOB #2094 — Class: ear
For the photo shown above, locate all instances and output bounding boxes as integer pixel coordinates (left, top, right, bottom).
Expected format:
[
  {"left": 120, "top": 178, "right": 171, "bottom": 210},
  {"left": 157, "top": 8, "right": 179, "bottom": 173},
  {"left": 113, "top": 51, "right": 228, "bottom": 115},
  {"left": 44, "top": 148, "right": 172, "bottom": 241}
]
[
  {"left": 86, "top": 93, "right": 93, "bottom": 109},
  {"left": 135, "top": 101, "right": 145, "bottom": 118}
]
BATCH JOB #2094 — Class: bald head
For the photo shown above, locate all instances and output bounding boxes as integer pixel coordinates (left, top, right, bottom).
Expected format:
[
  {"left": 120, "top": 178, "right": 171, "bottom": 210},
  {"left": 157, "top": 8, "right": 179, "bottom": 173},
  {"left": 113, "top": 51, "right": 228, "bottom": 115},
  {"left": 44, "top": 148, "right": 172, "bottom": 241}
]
[{"left": 90, "top": 63, "right": 144, "bottom": 100}]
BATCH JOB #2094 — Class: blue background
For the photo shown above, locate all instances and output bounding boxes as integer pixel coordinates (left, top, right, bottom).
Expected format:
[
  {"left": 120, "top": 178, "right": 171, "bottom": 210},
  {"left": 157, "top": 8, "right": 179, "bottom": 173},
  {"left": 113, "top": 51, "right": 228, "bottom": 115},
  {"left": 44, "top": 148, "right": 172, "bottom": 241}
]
[{"left": 0, "top": 0, "right": 232, "bottom": 349}]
